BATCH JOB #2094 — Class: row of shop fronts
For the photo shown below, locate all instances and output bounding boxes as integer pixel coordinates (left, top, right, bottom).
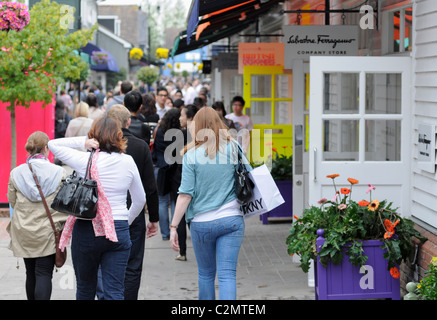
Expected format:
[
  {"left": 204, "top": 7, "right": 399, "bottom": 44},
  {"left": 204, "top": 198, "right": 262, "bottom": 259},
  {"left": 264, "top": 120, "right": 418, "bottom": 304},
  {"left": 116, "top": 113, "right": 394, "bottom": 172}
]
[{"left": 177, "top": 0, "right": 436, "bottom": 290}]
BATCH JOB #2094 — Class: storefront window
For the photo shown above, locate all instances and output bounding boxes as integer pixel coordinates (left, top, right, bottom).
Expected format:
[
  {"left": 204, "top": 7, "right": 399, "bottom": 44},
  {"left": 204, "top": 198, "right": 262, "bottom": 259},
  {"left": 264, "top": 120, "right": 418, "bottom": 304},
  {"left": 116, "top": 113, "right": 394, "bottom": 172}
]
[
  {"left": 250, "top": 101, "right": 272, "bottom": 125},
  {"left": 366, "top": 73, "right": 401, "bottom": 114},
  {"left": 250, "top": 75, "right": 271, "bottom": 98},
  {"left": 323, "top": 73, "right": 359, "bottom": 114},
  {"left": 365, "top": 120, "right": 401, "bottom": 161},
  {"left": 323, "top": 119, "right": 359, "bottom": 161},
  {"left": 387, "top": 6, "right": 413, "bottom": 53}
]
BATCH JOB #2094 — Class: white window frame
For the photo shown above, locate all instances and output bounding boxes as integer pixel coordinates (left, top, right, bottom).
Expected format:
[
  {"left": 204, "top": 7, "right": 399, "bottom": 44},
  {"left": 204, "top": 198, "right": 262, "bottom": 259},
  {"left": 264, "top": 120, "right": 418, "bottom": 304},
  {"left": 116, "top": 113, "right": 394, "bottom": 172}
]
[
  {"left": 381, "top": 1, "right": 413, "bottom": 55},
  {"left": 98, "top": 15, "right": 121, "bottom": 36}
]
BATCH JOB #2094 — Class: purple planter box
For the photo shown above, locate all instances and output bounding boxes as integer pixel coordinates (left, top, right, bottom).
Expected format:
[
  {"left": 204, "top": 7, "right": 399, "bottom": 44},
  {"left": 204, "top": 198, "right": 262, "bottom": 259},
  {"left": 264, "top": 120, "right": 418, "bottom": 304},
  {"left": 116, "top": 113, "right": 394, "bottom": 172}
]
[
  {"left": 315, "top": 230, "right": 400, "bottom": 300},
  {"left": 260, "top": 180, "right": 292, "bottom": 224}
]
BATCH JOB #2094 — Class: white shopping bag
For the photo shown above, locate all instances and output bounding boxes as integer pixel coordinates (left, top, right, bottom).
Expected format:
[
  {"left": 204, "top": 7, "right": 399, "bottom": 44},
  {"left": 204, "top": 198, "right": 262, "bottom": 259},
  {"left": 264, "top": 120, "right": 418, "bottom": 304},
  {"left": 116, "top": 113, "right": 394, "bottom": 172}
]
[{"left": 240, "top": 164, "right": 285, "bottom": 219}]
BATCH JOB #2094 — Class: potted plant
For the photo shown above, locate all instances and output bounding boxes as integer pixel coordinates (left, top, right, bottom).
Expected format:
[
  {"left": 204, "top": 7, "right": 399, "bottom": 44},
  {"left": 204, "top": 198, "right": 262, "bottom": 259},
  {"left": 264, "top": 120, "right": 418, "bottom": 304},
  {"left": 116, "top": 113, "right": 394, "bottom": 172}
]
[
  {"left": 286, "top": 174, "right": 427, "bottom": 300},
  {"left": 417, "top": 257, "right": 437, "bottom": 300},
  {"left": 257, "top": 145, "right": 292, "bottom": 224}
]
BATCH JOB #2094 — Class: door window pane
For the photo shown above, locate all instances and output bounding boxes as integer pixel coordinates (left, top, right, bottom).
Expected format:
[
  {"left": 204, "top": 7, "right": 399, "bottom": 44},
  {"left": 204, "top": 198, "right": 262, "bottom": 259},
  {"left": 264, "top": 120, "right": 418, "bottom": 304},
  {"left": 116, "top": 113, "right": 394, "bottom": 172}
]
[
  {"left": 251, "top": 75, "right": 271, "bottom": 98},
  {"left": 250, "top": 101, "right": 272, "bottom": 125},
  {"left": 275, "top": 74, "right": 291, "bottom": 98},
  {"left": 323, "top": 73, "right": 359, "bottom": 114},
  {"left": 275, "top": 101, "right": 292, "bottom": 125},
  {"left": 323, "top": 120, "right": 359, "bottom": 161},
  {"left": 366, "top": 73, "right": 401, "bottom": 114},
  {"left": 365, "top": 120, "right": 401, "bottom": 161}
]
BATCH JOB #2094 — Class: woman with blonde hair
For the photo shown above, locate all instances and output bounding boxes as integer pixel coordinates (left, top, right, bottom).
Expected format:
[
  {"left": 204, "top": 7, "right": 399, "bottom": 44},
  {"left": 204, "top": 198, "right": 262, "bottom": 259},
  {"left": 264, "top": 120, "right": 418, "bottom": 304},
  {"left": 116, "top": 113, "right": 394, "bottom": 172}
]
[
  {"left": 65, "top": 102, "right": 95, "bottom": 138},
  {"left": 170, "top": 107, "right": 251, "bottom": 300},
  {"left": 7, "top": 131, "right": 67, "bottom": 300},
  {"left": 48, "top": 117, "right": 146, "bottom": 300}
]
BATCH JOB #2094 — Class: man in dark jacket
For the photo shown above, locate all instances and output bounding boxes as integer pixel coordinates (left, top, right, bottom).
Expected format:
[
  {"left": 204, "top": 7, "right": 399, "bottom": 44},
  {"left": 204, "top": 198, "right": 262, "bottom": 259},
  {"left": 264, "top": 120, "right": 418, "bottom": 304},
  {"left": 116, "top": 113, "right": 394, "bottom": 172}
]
[
  {"left": 123, "top": 90, "right": 151, "bottom": 144},
  {"left": 107, "top": 105, "right": 159, "bottom": 300}
]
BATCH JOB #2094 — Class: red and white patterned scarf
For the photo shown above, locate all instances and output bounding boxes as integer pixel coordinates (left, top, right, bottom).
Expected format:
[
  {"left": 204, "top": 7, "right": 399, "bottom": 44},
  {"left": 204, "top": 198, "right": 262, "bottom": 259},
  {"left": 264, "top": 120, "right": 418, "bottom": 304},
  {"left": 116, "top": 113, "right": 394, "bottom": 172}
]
[{"left": 59, "top": 150, "right": 117, "bottom": 252}]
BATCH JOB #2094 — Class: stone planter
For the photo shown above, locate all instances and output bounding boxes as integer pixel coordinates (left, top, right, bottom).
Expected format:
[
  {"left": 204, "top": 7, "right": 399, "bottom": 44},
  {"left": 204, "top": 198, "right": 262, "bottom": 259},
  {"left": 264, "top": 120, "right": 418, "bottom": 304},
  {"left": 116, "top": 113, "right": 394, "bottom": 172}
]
[
  {"left": 260, "top": 179, "right": 292, "bottom": 224},
  {"left": 315, "top": 230, "right": 401, "bottom": 300}
]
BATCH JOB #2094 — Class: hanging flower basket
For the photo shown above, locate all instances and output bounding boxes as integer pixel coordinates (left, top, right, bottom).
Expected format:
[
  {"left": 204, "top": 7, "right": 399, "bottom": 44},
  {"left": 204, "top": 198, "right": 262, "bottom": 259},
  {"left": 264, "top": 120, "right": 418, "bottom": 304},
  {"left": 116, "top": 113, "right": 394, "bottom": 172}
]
[
  {"left": 0, "top": 2, "right": 30, "bottom": 32},
  {"left": 91, "top": 51, "right": 109, "bottom": 65},
  {"left": 129, "top": 47, "right": 143, "bottom": 60}
]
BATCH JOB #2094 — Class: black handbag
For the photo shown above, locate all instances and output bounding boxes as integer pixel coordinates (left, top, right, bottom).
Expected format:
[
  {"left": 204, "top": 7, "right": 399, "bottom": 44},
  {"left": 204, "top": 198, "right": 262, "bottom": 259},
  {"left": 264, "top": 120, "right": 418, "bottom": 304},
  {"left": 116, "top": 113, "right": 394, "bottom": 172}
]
[
  {"left": 234, "top": 142, "right": 254, "bottom": 203},
  {"left": 51, "top": 150, "right": 98, "bottom": 219}
]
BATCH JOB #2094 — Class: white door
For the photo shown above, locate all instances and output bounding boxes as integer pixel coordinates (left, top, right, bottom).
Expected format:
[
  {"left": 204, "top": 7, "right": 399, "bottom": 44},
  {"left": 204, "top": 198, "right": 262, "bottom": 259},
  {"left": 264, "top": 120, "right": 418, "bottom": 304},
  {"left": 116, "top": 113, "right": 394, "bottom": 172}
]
[
  {"left": 292, "top": 60, "right": 310, "bottom": 219},
  {"left": 309, "top": 56, "right": 411, "bottom": 214}
]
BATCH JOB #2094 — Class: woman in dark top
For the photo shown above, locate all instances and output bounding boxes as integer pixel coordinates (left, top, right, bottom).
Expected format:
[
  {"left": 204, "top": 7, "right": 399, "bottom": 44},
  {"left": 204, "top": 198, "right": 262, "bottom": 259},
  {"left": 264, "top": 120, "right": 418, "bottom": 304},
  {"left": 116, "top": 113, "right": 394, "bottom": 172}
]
[
  {"left": 152, "top": 108, "right": 181, "bottom": 240},
  {"left": 173, "top": 104, "right": 198, "bottom": 261},
  {"left": 212, "top": 101, "right": 236, "bottom": 130},
  {"left": 140, "top": 93, "right": 160, "bottom": 123}
]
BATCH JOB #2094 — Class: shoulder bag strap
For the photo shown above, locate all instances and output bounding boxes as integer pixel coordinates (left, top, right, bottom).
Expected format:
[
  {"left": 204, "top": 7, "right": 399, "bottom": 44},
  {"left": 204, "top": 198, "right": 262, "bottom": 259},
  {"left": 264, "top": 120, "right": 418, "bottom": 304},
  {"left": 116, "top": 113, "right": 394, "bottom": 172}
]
[
  {"left": 28, "top": 163, "right": 57, "bottom": 233},
  {"left": 85, "top": 149, "right": 95, "bottom": 179},
  {"left": 74, "top": 119, "right": 87, "bottom": 137}
]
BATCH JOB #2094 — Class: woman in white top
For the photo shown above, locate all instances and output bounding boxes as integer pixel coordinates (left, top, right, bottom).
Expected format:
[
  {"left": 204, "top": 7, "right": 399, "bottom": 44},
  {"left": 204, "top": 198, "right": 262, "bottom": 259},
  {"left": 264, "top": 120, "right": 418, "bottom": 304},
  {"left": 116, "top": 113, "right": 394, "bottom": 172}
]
[{"left": 48, "top": 116, "right": 146, "bottom": 300}]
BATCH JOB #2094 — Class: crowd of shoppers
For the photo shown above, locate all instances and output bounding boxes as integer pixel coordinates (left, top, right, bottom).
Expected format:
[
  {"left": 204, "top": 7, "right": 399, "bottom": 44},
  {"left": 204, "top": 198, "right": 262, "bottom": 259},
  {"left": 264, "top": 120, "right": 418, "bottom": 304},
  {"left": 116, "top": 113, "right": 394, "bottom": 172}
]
[{"left": 7, "top": 75, "right": 254, "bottom": 300}]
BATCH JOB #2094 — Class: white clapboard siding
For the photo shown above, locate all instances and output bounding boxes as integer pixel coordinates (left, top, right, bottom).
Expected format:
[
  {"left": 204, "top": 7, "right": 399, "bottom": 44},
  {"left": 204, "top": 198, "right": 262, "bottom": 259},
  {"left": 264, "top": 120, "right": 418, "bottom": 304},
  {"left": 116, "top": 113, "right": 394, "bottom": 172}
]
[{"left": 412, "top": 0, "right": 437, "bottom": 227}]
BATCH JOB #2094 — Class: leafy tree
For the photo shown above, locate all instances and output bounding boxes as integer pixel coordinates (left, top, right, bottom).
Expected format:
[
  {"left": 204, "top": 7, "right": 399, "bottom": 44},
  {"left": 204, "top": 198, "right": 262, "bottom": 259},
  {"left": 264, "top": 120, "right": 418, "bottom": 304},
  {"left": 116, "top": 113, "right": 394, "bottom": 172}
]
[
  {"left": 0, "top": 0, "right": 96, "bottom": 169},
  {"left": 136, "top": 66, "right": 159, "bottom": 86}
]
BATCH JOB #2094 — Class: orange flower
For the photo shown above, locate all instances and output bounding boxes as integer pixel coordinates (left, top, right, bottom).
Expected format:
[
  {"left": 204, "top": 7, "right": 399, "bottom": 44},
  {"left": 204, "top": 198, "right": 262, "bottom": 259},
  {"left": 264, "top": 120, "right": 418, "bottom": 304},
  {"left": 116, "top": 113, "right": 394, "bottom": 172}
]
[
  {"left": 272, "top": 147, "right": 277, "bottom": 152},
  {"left": 358, "top": 200, "right": 370, "bottom": 207},
  {"left": 384, "top": 231, "right": 394, "bottom": 239},
  {"left": 384, "top": 219, "right": 400, "bottom": 232},
  {"left": 368, "top": 199, "right": 380, "bottom": 212},
  {"left": 347, "top": 178, "right": 359, "bottom": 185},
  {"left": 390, "top": 267, "right": 400, "bottom": 279},
  {"left": 341, "top": 188, "right": 351, "bottom": 195},
  {"left": 326, "top": 174, "right": 339, "bottom": 179},
  {"left": 293, "top": 215, "right": 299, "bottom": 221}
]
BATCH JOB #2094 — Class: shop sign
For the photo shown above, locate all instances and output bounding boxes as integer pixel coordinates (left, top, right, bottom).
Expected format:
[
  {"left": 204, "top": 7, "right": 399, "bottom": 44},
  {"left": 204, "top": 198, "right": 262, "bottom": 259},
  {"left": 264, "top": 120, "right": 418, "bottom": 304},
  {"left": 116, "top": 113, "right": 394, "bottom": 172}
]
[
  {"left": 417, "top": 123, "right": 436, "bottom": 173},
  {"left": 238, "top": 43, "right": 284, "bottom": 74},
  {"left": 284, "top": 25, "right": 359, "bottom": 68}
]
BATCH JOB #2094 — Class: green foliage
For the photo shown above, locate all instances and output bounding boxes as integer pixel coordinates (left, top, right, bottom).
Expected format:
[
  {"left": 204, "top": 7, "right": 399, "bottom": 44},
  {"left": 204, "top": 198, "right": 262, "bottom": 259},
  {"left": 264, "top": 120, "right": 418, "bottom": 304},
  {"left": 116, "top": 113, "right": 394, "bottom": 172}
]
[
  {"left": 285, "top": 175, "right": 427, "bottom": 275},
  {"left": 270, "top": 152, "right": 292, "bottom": 180},
  {"left": 417, "top": 257, "right": 437, "bottom": 300},
  {"left": 0, "top": 0, "right": 97, "bottom": 108},
  {"left": 136, "top": 66, "right": 159, "bottom": 86}
]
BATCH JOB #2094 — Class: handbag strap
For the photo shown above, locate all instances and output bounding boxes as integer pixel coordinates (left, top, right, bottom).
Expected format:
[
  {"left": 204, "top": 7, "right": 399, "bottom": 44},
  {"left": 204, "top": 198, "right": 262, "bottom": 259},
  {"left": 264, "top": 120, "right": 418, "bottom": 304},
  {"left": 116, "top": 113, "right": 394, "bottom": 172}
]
[
  {"left": 28, "top": 163, "right": 57, "bottom": 233},
  {"left": 85, "top": 149, "right": 95, "bottom": 179}
]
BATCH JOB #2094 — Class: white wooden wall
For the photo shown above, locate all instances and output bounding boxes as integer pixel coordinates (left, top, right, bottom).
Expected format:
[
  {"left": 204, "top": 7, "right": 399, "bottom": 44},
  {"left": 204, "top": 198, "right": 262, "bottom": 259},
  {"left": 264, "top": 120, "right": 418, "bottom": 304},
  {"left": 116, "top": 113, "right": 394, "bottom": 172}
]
[{"left": 412, "top": 0, "right": 437, "bottom": 229}]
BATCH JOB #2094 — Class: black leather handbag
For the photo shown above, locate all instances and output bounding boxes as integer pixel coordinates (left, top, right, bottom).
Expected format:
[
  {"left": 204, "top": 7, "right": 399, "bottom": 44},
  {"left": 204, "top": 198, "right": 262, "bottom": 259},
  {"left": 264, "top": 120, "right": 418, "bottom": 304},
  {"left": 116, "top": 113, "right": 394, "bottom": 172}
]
[
  {"left": 234, "top": 142, "right": 254, "bottom": 203},
  {"left": 51, "top": 150, "right": 98, "bottom": 219}
]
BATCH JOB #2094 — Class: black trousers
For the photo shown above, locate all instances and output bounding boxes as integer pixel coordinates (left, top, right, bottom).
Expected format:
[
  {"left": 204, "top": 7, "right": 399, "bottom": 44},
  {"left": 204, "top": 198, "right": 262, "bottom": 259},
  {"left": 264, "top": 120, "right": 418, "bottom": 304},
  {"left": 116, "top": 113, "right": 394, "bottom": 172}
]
[
  {"left": 177, "top": 215, "right": 188, "bottom": 256},
  {"left": 23, "top": 254, "right": 55, "bottom": 300},
  {"left": 124, "top": 211, "right": 146, "bottom": 300}
]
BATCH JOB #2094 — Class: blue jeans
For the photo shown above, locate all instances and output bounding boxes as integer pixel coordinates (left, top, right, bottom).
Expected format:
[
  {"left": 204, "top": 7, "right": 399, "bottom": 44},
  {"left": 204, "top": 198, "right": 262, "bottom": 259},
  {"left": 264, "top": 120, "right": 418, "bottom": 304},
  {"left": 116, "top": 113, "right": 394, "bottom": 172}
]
[
  {"left": 190, "top": 216, "right": 245, "bottom": 300},
  {"left": 71, "top": 219, "right": 131, "bottom": 300},
  {"left": 96, "top": 212, "right": 146, "bottom": 300},
  {"left": 159, "top": 193, "right": 175, "bottom": 239},
  {"left": 155, "top": 167, "right": 175, "bottom": 239}
]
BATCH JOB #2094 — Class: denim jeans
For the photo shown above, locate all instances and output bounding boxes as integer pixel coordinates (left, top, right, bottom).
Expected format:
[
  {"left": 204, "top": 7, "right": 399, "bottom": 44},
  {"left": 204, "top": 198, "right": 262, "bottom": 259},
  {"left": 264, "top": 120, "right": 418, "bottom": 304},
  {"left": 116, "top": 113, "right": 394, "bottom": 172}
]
[
  {"left": 190, "top": 215, "right": 245, "bottom": 300},
  {"left": 155, "top": 167, "right": 175, "bottom": 239},
  {"left": 71, "top": 219, "right": 131, "bottom": 300},
  {"left": 96, "top": 212, "right": 146, "bottom": 300}
]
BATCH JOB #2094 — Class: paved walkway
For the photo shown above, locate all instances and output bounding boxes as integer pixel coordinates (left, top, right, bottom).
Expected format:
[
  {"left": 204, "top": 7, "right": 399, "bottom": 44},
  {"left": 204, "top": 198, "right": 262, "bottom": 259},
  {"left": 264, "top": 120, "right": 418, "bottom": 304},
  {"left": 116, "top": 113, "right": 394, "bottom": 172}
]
[{"left": 0, "top": 216, "right": 314, "bottom": 300}]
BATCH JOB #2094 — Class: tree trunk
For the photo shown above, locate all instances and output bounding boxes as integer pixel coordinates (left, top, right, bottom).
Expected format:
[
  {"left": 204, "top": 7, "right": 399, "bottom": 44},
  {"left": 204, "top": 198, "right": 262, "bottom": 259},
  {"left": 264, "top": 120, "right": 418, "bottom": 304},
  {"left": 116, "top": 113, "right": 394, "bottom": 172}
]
[{"left": 10, "top": 101, "right": 16, "bottom": 170}]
